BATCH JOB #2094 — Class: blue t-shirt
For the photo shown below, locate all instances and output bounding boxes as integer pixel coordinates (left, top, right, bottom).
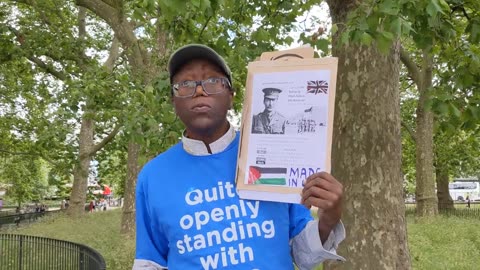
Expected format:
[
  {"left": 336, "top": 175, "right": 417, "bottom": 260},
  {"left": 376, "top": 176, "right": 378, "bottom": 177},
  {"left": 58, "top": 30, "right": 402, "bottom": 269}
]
[{"left": 135, "top": 133, "right": 313, "bottom": 269}]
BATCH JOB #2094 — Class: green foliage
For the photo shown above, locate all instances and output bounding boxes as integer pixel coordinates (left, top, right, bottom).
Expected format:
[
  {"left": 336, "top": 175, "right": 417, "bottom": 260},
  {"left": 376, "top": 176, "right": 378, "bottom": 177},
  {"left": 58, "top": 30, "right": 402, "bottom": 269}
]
[
  {"left": 340, "top": 0, "right": 478, "bottom": 52},
  {"left": 96, "top": 149, "right": 127, "bottom": 197},
  {"left": 434, "top": 130, "right": 480, "bottom": 178},
  {"left": 2, "top": 0, "right": 327, "bottom": 209},
  {"left": 0, "top": 157, "right": 49, "bottom": 205}
]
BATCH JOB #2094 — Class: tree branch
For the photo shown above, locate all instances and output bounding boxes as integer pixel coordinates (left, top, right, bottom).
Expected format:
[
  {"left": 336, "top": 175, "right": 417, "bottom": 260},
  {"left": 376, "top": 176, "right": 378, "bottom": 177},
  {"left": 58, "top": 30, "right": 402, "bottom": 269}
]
[
  {"left": 89, "top": 123, "right": 121, "bottom": 156},
  {"left": 8, "top": 26, "right": 68, "bottom": 80},
  {"left": 76, "top": 6, "right": 89, "bottom": 71},
  {"left": 199, "top": 16, "right": 213, "bottom": 39},
  {"left": 101, "top": 0, "right": 122, "bottom": 9},
  {"left": 422, "top": 48, "right": 433, "bottom": 90},
  {"left": 401, "top": 121, "right": 416, "bottom": 143},
  {"left": 27, "top": 56, "right": 68, "bottom": 80},
  {"left": 76, "top": 0, "right": 121, "bottom": 27},
  {"left": 76, "top": 0, "right": 148, "bottom": 77},
  {"left": 104, "top": 36, "right": 120, "bottom": 71},
  {"left": 0, "top": 149, "right": 59, "bottom": 167},
  {"left": 399, "top": 45, "right": 422, "bottom": 89}
]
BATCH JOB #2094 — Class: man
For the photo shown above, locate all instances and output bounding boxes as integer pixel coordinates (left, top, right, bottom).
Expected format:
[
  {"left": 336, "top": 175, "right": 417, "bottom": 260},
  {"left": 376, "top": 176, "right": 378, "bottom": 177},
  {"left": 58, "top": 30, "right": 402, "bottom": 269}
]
[
  {"left": 251, "top": 88, "right": 286, "bottom": 134},
  {"left": 133, "top": 44, "right": 345, "bottom": 270}
]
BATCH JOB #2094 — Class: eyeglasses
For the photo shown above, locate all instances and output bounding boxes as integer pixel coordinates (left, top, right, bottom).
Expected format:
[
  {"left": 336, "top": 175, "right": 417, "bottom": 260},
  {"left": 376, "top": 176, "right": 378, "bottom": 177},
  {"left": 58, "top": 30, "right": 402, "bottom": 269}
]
[{"left": 172, "top": 77, "right": 231, "bottom": 98}]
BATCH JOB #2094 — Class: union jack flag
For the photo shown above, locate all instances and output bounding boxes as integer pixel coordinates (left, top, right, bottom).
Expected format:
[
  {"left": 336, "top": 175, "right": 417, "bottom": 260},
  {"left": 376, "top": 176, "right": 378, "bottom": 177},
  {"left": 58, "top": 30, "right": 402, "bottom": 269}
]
[{"left": 307, "top": 80, "right": 328, "bottom": 94}]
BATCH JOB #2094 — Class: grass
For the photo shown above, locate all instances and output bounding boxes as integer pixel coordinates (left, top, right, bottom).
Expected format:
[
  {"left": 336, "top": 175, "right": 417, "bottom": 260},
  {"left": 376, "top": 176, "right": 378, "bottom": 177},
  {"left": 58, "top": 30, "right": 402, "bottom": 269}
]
[
  {"left": 408, "top": 216, "right": 480, "bottom": 270},
  {"left": 2, "top": 210, "right": 480, "bottom": 269}
]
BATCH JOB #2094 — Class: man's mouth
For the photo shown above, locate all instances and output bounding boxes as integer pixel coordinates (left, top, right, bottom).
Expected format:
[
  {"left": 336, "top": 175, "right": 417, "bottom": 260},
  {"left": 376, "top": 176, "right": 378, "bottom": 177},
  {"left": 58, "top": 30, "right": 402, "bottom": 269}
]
[{"left": 191, "top": 104, "right": 211, "bottom": 112}]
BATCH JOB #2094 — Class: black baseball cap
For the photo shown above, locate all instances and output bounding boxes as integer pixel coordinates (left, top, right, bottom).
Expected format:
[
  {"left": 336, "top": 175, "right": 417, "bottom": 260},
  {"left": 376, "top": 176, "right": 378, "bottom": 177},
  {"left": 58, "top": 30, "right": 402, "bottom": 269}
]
[{"left": 168, "top": 44, "right": 232, "bottom": 86}]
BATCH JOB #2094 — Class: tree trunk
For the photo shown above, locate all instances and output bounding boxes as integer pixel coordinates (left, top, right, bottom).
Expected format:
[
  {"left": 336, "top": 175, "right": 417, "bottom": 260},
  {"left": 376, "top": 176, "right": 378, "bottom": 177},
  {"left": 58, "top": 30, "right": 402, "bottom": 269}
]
[
  {"left": 76, "top": 0, "right": 168, "bottom": 234},
  {"left": 121, "top": 140, "right": 140, "bottom": 235},
  {"left": 67, "top": 116, "right": 94, "bottom": 216},
  {"left": 414, "top": 52, "right": 437, "bottom": 217},
  {"left": 436, "top": 167, "right": 453, "bottom": 210},
  {"left": 324, "top": 1, "right": 411, "bottom": 269}
]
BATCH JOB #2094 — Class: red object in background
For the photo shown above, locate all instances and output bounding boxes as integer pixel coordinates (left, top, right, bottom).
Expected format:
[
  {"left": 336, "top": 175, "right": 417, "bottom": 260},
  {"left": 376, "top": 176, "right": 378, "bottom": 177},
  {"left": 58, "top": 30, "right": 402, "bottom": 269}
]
[{"left": 103, "top": 185, "right": 111, "bottom": 195}]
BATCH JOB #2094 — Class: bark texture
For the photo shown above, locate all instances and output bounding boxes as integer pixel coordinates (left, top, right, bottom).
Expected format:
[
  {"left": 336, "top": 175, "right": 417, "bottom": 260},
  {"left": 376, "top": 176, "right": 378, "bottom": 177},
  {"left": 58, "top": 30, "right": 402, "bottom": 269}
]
[
  {"left": 121, "top": 141, "right": 140, "bottom": 234},
  {"left": 436, "top": 167, "right": 454, "bottom": 209},
  {"left": 68, "top": 116, "right": 94, "bottom": 216},
  {"left": 413, "top": 52, "right": 437, "bottom": 216},
  {"left": 325, "top": 1, "right": 412, "bottom": 269},
  {"left": 400, "top": 47, "right": 438, "bottom": 217}
]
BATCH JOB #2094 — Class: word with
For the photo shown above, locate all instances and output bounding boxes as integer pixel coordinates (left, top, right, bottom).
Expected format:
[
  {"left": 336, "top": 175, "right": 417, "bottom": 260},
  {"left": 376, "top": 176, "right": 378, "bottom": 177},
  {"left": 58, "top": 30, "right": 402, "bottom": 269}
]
[{"left": 200, "top": 243, "right": 253, "bottom": 270}]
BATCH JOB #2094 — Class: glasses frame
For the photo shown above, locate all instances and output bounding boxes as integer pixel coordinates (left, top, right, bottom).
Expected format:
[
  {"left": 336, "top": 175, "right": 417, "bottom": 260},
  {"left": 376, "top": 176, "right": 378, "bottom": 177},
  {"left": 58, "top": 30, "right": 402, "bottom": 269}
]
[{"left": 171, "top": 77, "right": 231, "bottom": 98}]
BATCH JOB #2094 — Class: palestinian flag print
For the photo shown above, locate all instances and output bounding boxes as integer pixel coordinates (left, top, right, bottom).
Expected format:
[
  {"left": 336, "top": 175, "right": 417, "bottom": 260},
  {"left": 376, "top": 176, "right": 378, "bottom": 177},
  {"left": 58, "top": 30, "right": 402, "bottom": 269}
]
[{"left": 248, "top": 166, "right": 287, "bottom": 185}]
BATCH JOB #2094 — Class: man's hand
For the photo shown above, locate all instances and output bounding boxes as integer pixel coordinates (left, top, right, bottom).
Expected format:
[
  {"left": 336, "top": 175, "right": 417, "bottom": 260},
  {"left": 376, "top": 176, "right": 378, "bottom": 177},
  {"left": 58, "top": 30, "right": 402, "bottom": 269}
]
[{"left": 301, "top": 172, "right": 343, "bottom": 243}]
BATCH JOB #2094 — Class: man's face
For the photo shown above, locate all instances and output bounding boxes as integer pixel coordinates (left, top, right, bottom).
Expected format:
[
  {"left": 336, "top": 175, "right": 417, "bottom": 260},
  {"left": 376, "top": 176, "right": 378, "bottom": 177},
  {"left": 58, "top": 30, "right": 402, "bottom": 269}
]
[
  {"left": 263, "top": 97, "right": 278, "bottom": 113},
  {"left": 171, "top": 59, "right": 233, "bottom": 136}
]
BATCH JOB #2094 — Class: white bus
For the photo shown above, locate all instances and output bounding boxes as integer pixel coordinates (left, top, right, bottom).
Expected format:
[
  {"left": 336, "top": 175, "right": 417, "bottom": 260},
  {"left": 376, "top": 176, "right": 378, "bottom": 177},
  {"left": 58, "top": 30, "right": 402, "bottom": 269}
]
[{"left": 449, "top": 179, "right": 480, "bottom": 201}]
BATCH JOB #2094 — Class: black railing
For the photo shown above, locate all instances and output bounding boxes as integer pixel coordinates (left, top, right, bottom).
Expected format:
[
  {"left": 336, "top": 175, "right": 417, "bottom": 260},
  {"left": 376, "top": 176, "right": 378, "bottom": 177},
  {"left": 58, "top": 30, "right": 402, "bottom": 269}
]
[
  {"left": 0, "top": 234, "right": 106, "bottom": 270},
  {"left": 405, "top": 203, "right": 480, "bottom": 218},
  {"left": 0, "top": 210, "right": 61, "bottom": 228}
]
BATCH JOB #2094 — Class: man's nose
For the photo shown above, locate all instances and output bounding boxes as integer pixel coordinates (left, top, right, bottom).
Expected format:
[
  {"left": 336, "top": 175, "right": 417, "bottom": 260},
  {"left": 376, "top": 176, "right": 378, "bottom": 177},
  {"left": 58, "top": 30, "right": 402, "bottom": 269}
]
[{"left": 193, "top": 84, "right": 208, "bottom": 97}]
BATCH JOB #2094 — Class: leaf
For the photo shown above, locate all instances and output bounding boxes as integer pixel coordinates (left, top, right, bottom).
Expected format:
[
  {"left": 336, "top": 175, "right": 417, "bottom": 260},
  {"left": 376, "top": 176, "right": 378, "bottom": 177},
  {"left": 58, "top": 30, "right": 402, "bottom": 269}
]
[
  {"left": 376, "top": 31, "right": 394, "bottom": 53},
  {"left": 316, "top": 38, "right": 329, "bottom": 53},
  {"left": 378, "top": 0, "right": 399, "bottom": 15},
  {"left": 331, "top": 24, "right": 338, "bottom": 35},
  {"left": 426, "top": 0, "right": 444, "bottom": 17},
  {"left": 145, "top": 85, "right": 154, "bottom": 94},
  {"left": 191, "top": 0, "right": 201, "bottom": 8},
  {"left": 468, "top": 106, "right": 479, "bottom": 120},
  {"left": 436, "top": 101, "right": 449, "bottom": 115},
  {"left": 284, "top": 36, "right": 294, "bottom": 45},
  {"left": 449, "top": 103, "right": 461, "bottom": 118},
  {"left": 389, "top": 17, "right": 402, "bottom": 35},
  {"left": 361, "top": 32, "right": 373, "bottom": 46},
  {"left": 466, "top": 20, "right": 480, "bottom": 43}
]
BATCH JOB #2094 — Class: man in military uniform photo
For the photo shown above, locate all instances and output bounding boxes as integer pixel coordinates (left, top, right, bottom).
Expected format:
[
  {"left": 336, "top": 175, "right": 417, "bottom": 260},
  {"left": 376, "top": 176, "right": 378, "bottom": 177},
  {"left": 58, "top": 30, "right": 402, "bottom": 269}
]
[{"left": 252, "top": 88, "right": 286, "bottom": 134}]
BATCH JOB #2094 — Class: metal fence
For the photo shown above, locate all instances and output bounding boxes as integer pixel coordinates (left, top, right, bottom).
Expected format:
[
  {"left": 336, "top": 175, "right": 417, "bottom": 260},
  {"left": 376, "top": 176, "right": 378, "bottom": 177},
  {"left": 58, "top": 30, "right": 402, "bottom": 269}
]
[
  {"left": 405, "top": 203, "right": 480, "bottom": 218},
  {"left": 0, "top": 234, "right": 106, "bottom": 270},
  {"left": 0, "top": 211, "right": 61, "bottom": 229}
]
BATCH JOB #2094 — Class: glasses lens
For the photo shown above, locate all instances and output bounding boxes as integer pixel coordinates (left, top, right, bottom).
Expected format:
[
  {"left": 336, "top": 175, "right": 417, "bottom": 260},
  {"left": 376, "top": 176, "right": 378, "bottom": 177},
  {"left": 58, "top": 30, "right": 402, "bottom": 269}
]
[
  {"left": 203, "top": 78, "right": 227, "bottom": 94},
  {"left": 174, "top": 81, "right": 196, "bottom": 97}
]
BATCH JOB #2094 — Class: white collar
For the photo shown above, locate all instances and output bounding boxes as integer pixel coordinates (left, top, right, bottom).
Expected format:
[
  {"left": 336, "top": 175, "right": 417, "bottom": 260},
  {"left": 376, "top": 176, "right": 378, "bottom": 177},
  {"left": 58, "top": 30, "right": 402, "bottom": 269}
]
[{"left": 182, "top": 124, "right": 236, "bottom": 156}]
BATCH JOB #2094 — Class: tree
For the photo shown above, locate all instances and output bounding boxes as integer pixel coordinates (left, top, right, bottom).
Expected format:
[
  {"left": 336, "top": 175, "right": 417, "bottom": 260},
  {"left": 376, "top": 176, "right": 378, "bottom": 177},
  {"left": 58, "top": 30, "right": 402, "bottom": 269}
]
[
  {"left": 340, "top": 0, "right": 479, "bottom": 217},
  {"left": 396, "top": 0, "right": 480, "bottom": 211},
  {"left": 324, "top": 0, "right": 411, "bottom": 269},
  {"left": 1, "top": 0, "right": 123, "bottom": 217},
  {"left": 0, "top": 156, "right": 48, "bottom": 206}
]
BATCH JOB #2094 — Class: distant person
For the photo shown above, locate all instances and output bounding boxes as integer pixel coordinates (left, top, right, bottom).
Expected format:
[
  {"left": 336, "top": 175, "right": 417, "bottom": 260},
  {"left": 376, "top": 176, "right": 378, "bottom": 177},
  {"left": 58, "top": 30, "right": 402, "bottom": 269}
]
[
  {"left": 252, "top": 88, "right": 286, "bottom": 134},
  {"left": 89, "top": 201, "right": 95, "bottom": 213},
  {"left": 466, "top": 196, "right": 471, "bottom": 208}
]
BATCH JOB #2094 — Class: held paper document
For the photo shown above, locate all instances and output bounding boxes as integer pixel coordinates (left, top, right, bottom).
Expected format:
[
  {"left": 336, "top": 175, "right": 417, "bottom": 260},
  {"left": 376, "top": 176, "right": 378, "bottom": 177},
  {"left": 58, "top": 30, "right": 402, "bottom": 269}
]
[{"left": 236, "top": 50, "right": 338, "bottom": 204}]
